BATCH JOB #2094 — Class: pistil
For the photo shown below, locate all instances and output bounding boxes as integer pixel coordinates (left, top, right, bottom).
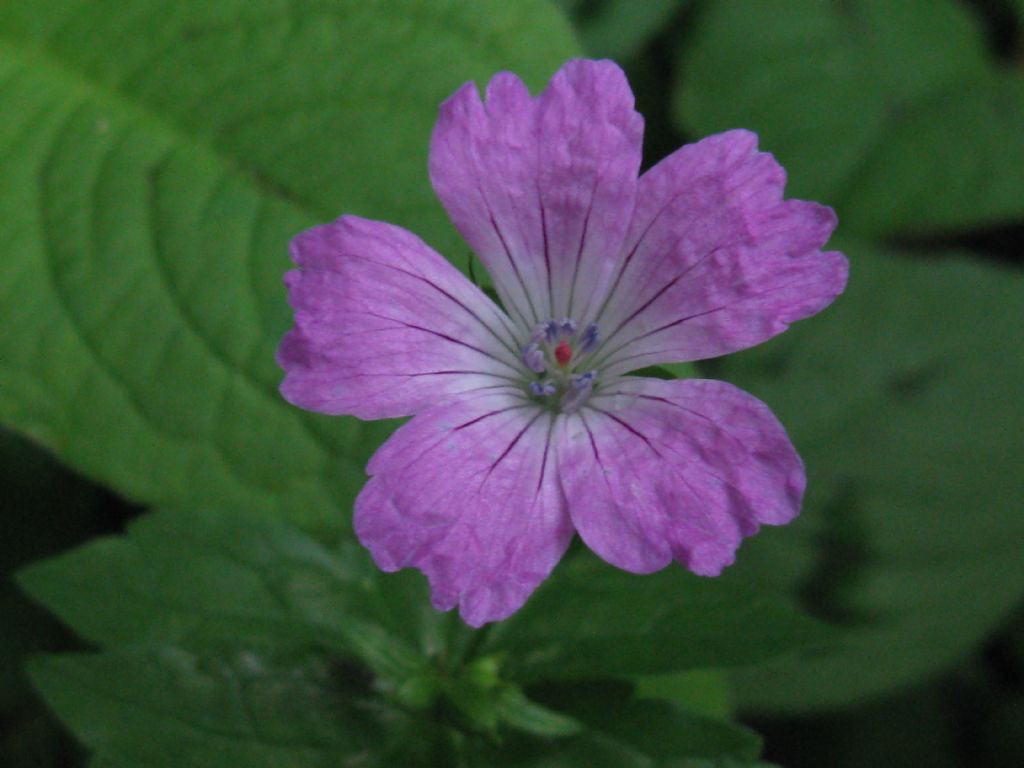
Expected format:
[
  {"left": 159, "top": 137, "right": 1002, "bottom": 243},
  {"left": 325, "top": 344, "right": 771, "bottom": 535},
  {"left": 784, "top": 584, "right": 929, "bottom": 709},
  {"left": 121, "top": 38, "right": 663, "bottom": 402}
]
[{"left": 554, "top": 340, "right": 572, "bottom": 367}]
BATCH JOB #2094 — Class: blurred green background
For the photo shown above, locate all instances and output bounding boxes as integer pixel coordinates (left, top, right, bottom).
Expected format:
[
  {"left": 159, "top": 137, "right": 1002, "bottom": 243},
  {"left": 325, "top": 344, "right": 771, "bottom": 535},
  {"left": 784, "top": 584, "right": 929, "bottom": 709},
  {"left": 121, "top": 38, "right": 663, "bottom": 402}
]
[{"left": 1, "top": 1, "right": 1022, "bottom": 766}]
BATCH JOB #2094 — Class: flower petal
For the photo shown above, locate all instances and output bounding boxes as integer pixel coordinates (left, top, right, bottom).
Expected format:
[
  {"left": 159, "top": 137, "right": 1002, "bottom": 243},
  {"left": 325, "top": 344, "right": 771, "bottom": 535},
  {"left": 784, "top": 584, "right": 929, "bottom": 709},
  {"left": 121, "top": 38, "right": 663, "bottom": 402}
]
[
  {"left": 592, "top": 130, "right": 848, "bottom": 376},
  {"left": 429, "top": 59, "right": 643, "bottom": 329},
  {"left": 355, "top": 392, "right": 572, "bottom": 627},
  {"left": 278, "top": 215, "right": 522, "bottom": 419},
  {"left": 557, "top": 377, "right": 803, "bottom": 577}
]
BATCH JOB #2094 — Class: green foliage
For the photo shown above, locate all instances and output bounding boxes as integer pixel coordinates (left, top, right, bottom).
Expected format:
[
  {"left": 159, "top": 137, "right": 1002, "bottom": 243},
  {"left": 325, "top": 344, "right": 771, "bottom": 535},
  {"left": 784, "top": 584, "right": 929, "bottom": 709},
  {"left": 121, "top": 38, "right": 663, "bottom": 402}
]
[
  {"left": 672, "top": 1, "right": 1024, "bottom": 720},
  {"left": 14, "top": 509, "right": 444, "bottom": 765},
  {"left": 488, "top": 552, "right": 835, "bottom": 682},
  {"left": 676, "top": 0, "right": 1024, "bottom": 236},
  {"left": 557, "top": 0, "right": 688, "bottom": 60},
  {"left": 17, "top": 507, "right": 819, "bottom": 764},
  {"left": 29, "top": 649, "right": 386, "bottom": 768},
  {"left": 17, "top": 509, "right": 430, "bottom": 678},
  {"left": 473, "top": 681, "right": 762, "bottom": 767},
  {"left": 636, "top": 669, "right": 733, "bottom": 720},
  {"left": 3, "top": 0, "right": 1024, "bottom": 765},
  {"left": 0, "top": 0, "right": 576, "bottom": 535},
  {"left": 0, "top": 432, "right": 100, "bottom": 708},
  {"left": 0, "top": 430, "right": 106, "bottom": 767},
  {"left": 720, "top": 243, "right": 1024, "bottom": 711}
]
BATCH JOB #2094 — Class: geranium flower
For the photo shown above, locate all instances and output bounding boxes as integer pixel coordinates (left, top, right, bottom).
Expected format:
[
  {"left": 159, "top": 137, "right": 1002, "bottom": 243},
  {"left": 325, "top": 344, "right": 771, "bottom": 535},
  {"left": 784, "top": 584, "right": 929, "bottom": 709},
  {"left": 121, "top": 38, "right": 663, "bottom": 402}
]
[{"left": 278, "top": 59, "right": 848, "bottom": 627}]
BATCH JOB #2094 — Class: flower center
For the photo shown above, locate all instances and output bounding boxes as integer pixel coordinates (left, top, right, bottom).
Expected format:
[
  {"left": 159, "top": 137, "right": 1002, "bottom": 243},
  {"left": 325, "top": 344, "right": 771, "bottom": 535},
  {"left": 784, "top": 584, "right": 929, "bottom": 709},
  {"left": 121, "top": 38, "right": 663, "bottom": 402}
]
[{"left": 520, "top": 318, "right": 599, "bottom": 412}]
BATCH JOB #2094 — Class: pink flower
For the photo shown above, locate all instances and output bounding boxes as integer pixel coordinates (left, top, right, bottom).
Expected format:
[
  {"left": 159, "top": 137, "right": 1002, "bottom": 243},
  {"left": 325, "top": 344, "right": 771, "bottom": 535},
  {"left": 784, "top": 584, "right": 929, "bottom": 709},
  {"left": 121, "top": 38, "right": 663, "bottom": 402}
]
[{"left": 278, "top": 60, "right": 848, "bottom": 627}]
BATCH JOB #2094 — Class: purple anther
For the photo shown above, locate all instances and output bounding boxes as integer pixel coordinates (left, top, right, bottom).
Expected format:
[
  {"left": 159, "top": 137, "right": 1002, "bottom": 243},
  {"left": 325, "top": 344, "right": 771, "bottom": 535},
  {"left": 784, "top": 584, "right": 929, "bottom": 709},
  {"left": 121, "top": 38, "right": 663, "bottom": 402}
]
[
  {"left": 573, "top": 370, "right": 596, "bottom": 387},
  {"left": 579, "top": 322, "right": 599, "bottom": 353},
  {"left": 522, "top": 342, "right": 546, "bottom": 373},
  {"left": 560, "top": 370, "right": 597, "bottom": 413},
  {"left": 529, "top": 380, "right": 557, "bottom": 397}
]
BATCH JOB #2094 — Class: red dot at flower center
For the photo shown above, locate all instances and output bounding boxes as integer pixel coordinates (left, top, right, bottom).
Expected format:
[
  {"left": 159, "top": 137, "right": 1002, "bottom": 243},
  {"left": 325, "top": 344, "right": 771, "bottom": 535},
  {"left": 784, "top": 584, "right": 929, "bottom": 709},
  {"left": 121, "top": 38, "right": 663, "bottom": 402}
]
[{"left": 554, "top": 341, "right": 573, "bottom": 367}]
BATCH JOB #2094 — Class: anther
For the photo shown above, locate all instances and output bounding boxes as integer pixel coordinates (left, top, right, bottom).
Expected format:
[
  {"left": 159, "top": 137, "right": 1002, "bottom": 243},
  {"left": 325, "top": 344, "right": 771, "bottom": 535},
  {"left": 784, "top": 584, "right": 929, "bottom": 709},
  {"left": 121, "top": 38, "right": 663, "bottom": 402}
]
[
  {"left": 560, "top": 370, "right": 597, "bottom": 413},
  {"left": 579, "top": 323, "right": 599, "bottom": 353},
  {"left": 572, "top": 370, "right": 596, "bottom": 388},
  {"left": 529, "top": 380, "right": 557, "bottom": 397},
  {"left": 522, "top": 342, "right": 546, "bottom": 373}
]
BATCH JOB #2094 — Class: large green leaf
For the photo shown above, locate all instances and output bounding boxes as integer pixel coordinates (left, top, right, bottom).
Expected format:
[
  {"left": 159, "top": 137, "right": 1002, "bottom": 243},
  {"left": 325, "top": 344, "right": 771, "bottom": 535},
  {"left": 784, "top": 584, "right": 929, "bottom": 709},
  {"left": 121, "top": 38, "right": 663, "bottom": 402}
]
[
  {"left": 17, "top": 508, "right": 433, "bottom": 682},
  {"left": 675, "top": 0, "right": 1024, "bottom": 237},
  {"left": 720, "top": 243, "right": 1024, "bottom": 711},
  {"left": 485, "top": 550, "right": 836, "bottom": 682},
  {"left": 29, "top": 648, "right": 389, "bottom": 768},
  {"left": 0, "top": 0, "right": 577, "bottom": 533}
]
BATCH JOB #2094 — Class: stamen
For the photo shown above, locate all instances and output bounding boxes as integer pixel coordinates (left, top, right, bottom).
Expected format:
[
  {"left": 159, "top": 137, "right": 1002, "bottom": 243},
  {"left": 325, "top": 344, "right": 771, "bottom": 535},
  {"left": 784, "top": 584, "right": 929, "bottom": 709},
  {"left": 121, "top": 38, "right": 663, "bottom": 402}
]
[
  {"left": 560, "top": 370, "right": 597, "bottom": 413},
  {"left": 529, "top": 380, "right": 557, "bottom": 397},
  {"left": 579, "top": 323, "right": 599, "bottom": 353},
  {"left": 522, "top": 342, "right": 546, "bottom": 373},
  {"left": 572, "top": 370, "right": 596, "bottom": 387}
]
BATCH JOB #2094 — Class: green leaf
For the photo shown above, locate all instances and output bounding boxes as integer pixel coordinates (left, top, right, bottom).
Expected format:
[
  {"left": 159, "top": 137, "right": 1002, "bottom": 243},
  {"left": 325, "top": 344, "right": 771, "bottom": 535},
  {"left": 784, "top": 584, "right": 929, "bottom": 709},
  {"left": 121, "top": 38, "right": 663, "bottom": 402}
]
[
  {"left": 560, "top": 0, "right": 688, "bottom": 60},
  {"left": 835, "top": 73, "right": 1024, "bottom": 235},
  {"left": 637, "top": 669, "right": 733, "bottom": 720},
  {"left": 496, "top": 687, "right": 582, "bottom": 737},
  {"left": 28, "top": 648, "right": 388, "bottom": 768},
  {"left": 485, "top": 551, "right": 835, "bottom": 682},
  {"left": 0, "top": 0, "right": 578, "bottom": 534},
  {"left": 0, "top": 428, "right": 106, "bottom": 713},
  {"left": 633, "top": 362, "right": 697, "bottom": 380},
  {"left": 17, "top": 508, "right": 431, "bottom": 682},
  {"left": 675, "top": 0, "right": 1024, "bottom": 236},
  {"left": 539, "top": 683, "right": 762, "bottom": 761},
  {"left": 720, "top": 243, "right": 1024, "bottom": 711},
  {"left": 476, "top": 681, "right": 761, "bottom": 767}
]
